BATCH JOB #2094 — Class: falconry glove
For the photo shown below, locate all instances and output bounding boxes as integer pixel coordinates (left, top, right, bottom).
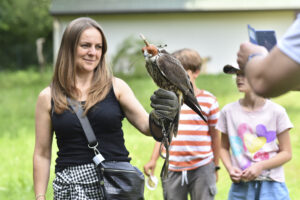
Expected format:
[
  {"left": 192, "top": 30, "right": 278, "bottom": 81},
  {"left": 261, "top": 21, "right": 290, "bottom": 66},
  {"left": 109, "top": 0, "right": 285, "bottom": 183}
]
[
  {"left": 149, "top": 88, "right": 180, "bottom": 179},
  {"left": 149, "top": 88, "right": 180, "bottom": 142}
]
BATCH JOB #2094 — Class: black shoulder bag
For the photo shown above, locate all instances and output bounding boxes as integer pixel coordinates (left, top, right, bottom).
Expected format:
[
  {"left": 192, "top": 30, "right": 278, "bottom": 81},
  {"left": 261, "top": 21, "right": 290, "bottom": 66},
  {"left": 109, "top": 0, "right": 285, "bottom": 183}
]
[{"left": 67, "top": 98, "right": 145, "bottom": 200}]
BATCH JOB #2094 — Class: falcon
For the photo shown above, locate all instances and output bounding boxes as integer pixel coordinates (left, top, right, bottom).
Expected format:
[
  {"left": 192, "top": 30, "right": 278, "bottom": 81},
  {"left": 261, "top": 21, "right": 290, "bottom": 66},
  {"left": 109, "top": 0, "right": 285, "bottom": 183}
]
[
  {"left": 140, "top": 34, "right": 207, "bottom": 130},
  {"left": 140, "top": 34, "right": 208, "bottom": 178}
]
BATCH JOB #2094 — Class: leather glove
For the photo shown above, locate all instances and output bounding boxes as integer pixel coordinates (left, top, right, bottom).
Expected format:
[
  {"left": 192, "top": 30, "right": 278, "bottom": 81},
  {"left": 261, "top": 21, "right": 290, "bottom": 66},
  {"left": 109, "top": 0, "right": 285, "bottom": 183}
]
[
  {"left": 150, "top": 88, "right": 179, "bottom": 121},
  {"left": 149, "top": 88, "right": 180, "bottom": 141}
]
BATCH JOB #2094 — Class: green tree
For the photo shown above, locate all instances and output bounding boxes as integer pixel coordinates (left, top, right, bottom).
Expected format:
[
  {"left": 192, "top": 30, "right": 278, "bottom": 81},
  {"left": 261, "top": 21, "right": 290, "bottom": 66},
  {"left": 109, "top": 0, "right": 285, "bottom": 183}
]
[{"left": 0, "top": 0, "right": 52, "bottom": 70}]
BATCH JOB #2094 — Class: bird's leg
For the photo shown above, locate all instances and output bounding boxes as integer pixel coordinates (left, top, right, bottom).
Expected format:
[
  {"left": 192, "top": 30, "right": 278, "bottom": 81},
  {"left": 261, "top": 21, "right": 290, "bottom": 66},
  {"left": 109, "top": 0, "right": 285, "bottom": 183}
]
[
  {"left": 178, "top": 92, "right": 183, "bottom": 105},
  {"left": 158, "top": 119, "right": 169, "bottom": 159},
  {"left": 158, "top": 118, "right": 174, "bottom": 179}
]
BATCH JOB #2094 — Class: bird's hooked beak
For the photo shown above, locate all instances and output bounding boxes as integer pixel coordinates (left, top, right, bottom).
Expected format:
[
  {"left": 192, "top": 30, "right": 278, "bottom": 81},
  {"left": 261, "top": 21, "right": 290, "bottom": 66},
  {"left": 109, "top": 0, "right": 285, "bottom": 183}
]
[{"left": 142, "top": 47, "right": 150, "bottom": 58}]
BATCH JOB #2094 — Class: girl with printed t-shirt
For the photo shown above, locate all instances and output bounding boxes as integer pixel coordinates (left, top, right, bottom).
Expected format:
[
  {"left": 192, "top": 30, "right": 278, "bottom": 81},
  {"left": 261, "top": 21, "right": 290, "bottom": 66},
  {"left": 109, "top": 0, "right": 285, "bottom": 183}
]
[{"left": 216, "top": 65, "right": 293, "bottom": 200}]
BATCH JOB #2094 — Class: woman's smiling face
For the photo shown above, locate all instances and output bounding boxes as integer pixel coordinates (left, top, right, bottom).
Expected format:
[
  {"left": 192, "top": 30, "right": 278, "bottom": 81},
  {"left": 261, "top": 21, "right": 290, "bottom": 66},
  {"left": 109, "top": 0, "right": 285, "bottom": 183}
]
[{"left": 75, "top": 27, "right": 103, "bottom": 73}]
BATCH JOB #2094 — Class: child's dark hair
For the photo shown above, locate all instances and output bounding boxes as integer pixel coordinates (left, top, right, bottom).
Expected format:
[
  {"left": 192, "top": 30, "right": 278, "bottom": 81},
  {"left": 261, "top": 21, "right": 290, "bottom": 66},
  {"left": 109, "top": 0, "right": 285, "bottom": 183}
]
[{"left": 171, "top": 48, "right": 202, "bottom": 72}]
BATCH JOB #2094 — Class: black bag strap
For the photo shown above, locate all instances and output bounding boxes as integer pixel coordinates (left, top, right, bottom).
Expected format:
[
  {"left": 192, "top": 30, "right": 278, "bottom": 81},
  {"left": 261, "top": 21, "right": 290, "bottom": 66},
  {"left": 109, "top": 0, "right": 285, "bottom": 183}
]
[
  {"left": 67, "top": 98, "right": 97, "bottom": 147},
  {"left": 67, "top": 98, "right": 108, "bottom": 199}
]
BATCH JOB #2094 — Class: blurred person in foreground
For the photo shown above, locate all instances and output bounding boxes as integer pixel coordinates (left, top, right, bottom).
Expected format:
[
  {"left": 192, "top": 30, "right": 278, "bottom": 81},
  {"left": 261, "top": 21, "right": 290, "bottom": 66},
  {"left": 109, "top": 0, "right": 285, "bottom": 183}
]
[
  {"left": 237, "top": 14, "right": 300, "bottom": 98},
  {"left": 216, "top": 64, "right": 293, "bottom": 200},
  {"left": 144, "top": 48, "right": 220, "bottom": 200},
  {"left": 33, "top": 17, "right": 179, "bottom": 200}
]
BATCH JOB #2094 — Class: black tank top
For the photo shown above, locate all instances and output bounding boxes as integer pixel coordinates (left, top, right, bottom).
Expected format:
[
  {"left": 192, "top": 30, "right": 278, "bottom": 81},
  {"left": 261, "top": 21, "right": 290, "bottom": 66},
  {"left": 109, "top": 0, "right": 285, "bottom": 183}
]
[{"left": 51, "top": 87, "right": 130, "bottom": 172}]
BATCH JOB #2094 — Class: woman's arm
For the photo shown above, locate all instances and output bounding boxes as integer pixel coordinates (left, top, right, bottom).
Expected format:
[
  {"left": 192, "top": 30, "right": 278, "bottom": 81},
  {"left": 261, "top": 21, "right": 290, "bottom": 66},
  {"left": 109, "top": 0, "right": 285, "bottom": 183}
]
[
  {"left": 33, "top": 87, "right": 53, "bottom": 199},
  {"left": 241, "top": 129, "right": 292, "bottom": 181},
  {"left": 113, "top": 77, "right": 180, "bottom": 139},
  {"left": 113, "top": 78, "right": 151, "bottom": 135}
]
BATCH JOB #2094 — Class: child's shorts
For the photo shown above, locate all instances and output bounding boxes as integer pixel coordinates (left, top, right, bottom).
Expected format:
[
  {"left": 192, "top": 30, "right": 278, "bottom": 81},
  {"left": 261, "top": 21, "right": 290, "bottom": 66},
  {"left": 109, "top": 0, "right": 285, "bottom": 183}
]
[{"left": 228, "top": 180, "right": 290, "bottom": 200}]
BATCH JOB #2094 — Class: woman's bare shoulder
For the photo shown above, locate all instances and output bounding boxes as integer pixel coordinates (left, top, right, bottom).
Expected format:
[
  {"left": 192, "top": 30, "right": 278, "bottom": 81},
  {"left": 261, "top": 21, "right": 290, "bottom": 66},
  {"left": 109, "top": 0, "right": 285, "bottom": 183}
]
[
  {"left": 112, "top": 77, "right": 131, "bottom": 99},
  {"left": 113, "top": 77, "right": 127, "bottom": 86},
  {"left": 37, "top": 86, "right": 51, "bottom": 110},
  {"left": 38, "top": 86, "right": 51, "bottom": 99}
]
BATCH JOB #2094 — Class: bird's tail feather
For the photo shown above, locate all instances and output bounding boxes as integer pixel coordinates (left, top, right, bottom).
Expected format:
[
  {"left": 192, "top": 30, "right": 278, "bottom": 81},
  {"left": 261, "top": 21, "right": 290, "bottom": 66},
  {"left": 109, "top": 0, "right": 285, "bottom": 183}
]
[{"left": 184, "top": 94, "right": 208, "bottom": 123}]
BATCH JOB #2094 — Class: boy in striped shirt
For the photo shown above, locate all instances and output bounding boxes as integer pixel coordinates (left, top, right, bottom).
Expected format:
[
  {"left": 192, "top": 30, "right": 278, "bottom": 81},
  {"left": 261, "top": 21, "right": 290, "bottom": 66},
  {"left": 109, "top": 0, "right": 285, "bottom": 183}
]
[{"left": 144, "top": 48, "right": 220, "bottom": 200}]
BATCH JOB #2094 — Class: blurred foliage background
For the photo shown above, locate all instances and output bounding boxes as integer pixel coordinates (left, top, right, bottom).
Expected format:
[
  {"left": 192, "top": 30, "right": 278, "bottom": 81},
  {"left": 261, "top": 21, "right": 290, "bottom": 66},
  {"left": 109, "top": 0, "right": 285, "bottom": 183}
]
[
  {"left": 0, "top": 0, "right": 53, "bottom": 70},
  {"left": 110, "top": 36, "right": 147, "bottom": 77}
]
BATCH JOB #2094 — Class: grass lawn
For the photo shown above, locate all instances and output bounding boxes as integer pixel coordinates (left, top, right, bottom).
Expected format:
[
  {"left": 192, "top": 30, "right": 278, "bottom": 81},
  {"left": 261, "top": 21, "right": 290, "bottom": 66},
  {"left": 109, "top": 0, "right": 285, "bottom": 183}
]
[{"left": 0, "top": 69, "right": 300, "bottom": 200}]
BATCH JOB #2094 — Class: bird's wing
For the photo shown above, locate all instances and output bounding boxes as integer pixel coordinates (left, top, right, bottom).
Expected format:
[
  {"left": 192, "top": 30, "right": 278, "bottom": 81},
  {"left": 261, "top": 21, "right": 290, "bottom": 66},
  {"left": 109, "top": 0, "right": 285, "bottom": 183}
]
[
  {"left": 157, "top": 53, "right": 208, "bottom": 122},
  {"left": 156, "top": 53, "right": 194, "bottom": 95}
]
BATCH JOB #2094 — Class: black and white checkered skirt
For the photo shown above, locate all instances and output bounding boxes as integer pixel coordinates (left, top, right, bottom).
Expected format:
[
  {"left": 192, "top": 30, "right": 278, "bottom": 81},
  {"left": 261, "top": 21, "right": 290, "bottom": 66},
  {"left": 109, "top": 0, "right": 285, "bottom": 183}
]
[{"left": 53, "top": 163, "right": 104, "bottom": 200}]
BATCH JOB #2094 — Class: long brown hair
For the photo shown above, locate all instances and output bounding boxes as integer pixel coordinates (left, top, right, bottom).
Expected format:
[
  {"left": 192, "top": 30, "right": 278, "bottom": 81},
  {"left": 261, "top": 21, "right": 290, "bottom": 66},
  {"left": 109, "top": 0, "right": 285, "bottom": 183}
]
[{"left": 51, "top": 17, "right": 112, "bottom": 114}]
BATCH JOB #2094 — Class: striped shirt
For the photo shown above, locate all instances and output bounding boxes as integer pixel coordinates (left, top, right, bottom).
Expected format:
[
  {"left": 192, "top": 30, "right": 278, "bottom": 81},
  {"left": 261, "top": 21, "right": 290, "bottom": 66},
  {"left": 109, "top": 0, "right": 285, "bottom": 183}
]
[{"left": 169, "top": 90, "right": 220, "bottom": 171}]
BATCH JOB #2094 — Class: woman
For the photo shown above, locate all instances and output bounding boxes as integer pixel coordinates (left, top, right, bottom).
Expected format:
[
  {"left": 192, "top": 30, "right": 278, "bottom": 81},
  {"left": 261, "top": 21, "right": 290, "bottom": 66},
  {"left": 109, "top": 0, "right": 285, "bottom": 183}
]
[
  {"left": 33, "top": 17, "right": 178, "bottom": 200},
  {"left": 216, "top": 65, "right": 292, "bottom": 200}
]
